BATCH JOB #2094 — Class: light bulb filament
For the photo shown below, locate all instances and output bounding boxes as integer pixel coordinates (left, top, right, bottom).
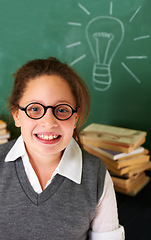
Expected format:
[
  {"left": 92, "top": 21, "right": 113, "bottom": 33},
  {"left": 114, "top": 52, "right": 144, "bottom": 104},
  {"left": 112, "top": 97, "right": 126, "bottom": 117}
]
[{"left": 93, "top": 32, "right": 114, "bottom": 65}]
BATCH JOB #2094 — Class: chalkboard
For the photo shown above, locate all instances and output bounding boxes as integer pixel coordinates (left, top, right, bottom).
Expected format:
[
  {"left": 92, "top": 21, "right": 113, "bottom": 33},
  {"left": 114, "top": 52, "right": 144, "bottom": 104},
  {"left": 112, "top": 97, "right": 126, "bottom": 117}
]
[{"left": 0, "top": 0, "right": 151, "bottom": 151}]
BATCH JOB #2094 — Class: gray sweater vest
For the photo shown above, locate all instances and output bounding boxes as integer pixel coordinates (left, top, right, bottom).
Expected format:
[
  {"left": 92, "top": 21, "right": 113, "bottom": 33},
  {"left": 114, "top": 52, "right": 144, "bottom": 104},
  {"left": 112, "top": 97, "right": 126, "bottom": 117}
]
[{"left": 0, "top": 140, "right": 106, "bottom": 240}]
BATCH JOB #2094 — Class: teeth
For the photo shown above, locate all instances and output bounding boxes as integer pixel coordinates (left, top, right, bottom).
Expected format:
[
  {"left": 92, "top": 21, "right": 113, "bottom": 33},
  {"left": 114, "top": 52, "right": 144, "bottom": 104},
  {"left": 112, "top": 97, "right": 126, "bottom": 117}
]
[{"left": 37, "top": 134, "right": 58, "bottom": 140}]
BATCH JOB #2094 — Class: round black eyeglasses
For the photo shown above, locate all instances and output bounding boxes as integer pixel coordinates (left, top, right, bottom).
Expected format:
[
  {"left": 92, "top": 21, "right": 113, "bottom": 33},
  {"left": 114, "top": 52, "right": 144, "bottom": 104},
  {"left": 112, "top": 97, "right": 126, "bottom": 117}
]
[{"left": 18, "top": 102, "right": 77, "bottom": 121}]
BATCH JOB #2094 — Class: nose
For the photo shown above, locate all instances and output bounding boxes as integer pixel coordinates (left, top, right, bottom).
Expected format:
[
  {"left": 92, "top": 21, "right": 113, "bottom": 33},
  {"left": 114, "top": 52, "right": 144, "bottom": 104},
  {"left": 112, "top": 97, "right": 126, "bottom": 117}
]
[{"left": 40, "top": 108, "right": 58, "bottom": 127}]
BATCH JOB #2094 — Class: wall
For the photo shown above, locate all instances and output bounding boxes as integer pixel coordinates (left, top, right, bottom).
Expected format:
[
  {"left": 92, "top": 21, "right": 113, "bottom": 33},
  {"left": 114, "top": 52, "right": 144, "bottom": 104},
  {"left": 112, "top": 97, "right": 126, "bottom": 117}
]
[{"left": 0, "top": 0, "right": 150, "bottom": 150}]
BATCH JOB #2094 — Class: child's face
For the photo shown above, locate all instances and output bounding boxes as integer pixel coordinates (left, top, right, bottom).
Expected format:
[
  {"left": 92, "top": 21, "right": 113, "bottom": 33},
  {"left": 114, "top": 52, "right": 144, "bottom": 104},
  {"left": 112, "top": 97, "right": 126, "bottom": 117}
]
[{"left": 12, "top": 75, "right": 79, "bottom": 161}]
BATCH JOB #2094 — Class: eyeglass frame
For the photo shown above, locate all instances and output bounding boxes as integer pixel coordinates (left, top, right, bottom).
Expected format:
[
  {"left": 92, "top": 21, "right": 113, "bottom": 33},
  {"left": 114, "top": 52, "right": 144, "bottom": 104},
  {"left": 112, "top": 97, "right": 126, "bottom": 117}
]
[{"left": 18, "top": 102, "right": 77, "bottom": 121}]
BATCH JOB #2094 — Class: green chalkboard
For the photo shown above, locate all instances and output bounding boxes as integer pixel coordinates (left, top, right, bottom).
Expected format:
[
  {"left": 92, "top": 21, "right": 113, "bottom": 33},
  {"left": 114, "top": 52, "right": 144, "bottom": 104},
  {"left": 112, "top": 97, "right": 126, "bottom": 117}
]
[{"left": 0, "top": 0, "right": 151, "bottom": 151}]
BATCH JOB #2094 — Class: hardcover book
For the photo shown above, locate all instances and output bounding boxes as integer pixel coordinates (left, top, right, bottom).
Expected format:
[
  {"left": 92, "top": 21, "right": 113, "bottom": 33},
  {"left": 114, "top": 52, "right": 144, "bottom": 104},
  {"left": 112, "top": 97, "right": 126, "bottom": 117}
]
[
  {"left": 80, "top": 123, "right": 147, "bottom": 153},
  {"left": 0, "top": 120, "right": 7, "bottom": 129}
]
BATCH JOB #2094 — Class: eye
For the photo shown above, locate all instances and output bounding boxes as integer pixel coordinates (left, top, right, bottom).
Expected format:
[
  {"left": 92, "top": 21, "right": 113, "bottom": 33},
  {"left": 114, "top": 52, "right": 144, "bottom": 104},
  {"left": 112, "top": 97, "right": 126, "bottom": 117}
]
[
  {"left": 30, "top": 107, "right": 40, "bottom": 112},
  {"left": 57, "top": 107, "right": 69, "bottom": 113},
  {"left": 28, "top": 105, "right": 41, "bottom": 112},
  {"left": 55, "top": 105, "right": 72, "bottom": 119},
  {"left": 27, "top": 104, "right": 43, "bottom": 117}
]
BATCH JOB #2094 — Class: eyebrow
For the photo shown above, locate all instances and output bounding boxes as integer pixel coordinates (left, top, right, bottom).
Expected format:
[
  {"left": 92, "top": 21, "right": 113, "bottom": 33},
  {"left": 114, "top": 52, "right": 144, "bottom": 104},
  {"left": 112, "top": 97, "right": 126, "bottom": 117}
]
[{"left": 23, "top": 100, "right": 75, "bottom": 107}]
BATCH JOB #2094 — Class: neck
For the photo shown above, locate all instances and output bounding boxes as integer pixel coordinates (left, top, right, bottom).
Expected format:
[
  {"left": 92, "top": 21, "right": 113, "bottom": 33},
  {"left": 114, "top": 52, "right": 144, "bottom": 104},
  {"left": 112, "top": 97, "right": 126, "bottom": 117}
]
[{"left": 26, "top": 149, "right": 63, "bottom": 190}]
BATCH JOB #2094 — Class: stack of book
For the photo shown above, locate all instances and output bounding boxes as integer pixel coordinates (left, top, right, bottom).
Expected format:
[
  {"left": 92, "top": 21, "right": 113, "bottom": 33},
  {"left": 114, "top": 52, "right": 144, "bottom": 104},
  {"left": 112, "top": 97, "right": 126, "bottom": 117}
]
[
  {"left": 0, "top": 119, "right": 10, "bottom": 144},
  {"left": 80, "top": 123, "right": 151, "bottom": 196}
]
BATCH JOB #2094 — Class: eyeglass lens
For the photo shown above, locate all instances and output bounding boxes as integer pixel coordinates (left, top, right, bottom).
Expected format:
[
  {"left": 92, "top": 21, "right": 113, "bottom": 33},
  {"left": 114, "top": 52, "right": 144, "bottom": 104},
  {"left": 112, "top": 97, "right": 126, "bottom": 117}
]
[{"left": 26, "top": 103, "right": 74, "bottom": 120}]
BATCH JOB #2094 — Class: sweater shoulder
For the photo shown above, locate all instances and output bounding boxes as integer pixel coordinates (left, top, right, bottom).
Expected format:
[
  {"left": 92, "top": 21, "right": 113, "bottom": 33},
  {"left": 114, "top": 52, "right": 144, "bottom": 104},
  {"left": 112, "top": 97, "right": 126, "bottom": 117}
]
[
  {"left": 0, "top": 140, "right": 16, "bottom": 161},
  {"left": 82, "top": 148, "right": 106, "bottom": 171}
]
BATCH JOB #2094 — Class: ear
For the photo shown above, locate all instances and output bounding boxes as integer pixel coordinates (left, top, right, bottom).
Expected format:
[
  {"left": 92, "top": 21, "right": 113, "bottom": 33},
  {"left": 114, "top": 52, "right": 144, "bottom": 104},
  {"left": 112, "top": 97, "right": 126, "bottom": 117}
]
[
  {"left": 74, "top": 110, "right": 80, "bottom": 129},
  {"left": 12, "top": 109, "right": 21, "bottom": 128}
]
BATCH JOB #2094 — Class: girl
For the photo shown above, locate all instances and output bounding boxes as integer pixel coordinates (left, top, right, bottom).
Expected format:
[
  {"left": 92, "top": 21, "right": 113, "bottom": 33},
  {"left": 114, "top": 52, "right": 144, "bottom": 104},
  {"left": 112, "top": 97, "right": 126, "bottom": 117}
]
[{"left": 0, "top": 57, "right": 124, "bottom": 239}]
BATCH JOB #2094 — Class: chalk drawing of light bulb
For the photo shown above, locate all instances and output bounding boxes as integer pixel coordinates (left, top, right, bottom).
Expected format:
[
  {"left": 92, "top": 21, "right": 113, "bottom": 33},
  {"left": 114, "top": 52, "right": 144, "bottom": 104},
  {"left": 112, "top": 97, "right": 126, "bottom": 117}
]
[{"left": 86, "top": 16, "right": 124, "bottom": 91}]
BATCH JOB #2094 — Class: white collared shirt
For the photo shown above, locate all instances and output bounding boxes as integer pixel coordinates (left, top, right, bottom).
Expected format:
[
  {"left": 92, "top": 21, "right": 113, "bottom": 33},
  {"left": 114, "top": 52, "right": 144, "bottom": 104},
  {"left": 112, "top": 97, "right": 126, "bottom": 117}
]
[{"left": 5, "top": 135, "right": 125, "bottom": 239}]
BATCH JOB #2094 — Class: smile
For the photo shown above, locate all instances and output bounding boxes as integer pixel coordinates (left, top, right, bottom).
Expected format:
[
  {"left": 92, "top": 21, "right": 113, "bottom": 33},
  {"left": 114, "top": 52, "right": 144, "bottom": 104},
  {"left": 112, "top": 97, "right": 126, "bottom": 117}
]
[{"left": 36, "top": 134, "right": 59, "bottom": 140}]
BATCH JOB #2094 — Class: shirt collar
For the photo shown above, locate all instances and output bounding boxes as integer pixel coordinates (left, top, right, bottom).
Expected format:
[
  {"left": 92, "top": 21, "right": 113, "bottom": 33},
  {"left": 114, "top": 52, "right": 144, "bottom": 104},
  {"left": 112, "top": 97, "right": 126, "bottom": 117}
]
[
  {"left": 5, "top": 135, "right": 82, "bottom": 184},
  {"left": 5, "top": 135, "right": 26, "bottom": 162},
  {"left": 56, "top": 138, "right": 82, "bottom": 184}
]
